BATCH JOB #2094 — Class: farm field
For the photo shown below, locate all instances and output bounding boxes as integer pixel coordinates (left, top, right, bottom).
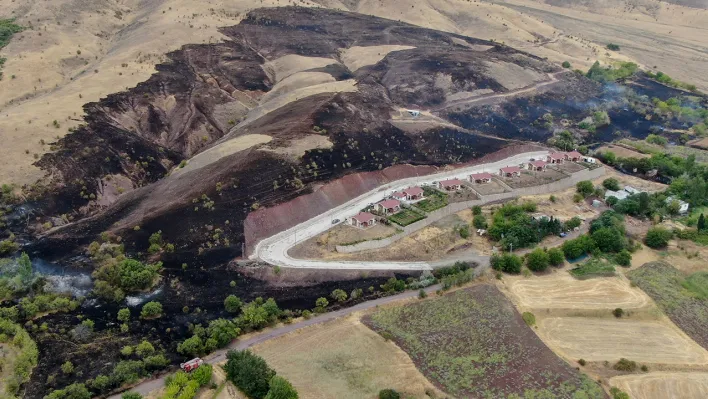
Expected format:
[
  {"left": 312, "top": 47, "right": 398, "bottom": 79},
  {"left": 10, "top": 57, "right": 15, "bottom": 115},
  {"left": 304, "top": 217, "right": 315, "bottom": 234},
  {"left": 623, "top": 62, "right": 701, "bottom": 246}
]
[
  {"left": 538, "top": 317, "right": 708, "bottom": 364},
  {"left": 416, "top": 188, "right": 448, "bottom": 212},
  {"left": 627, "top": 262, "right": 708, "bottom": 350},
  {"left": 609, "top": 372, "right": 708, "bottom": 399},
  {"left": 506, "top": 273, "right": 650, "bottom": 310},
  {"left": 250, "top": 313, "right": 441, "bottom": 399},
  {"left": 596, "top": 144, "right": 650, "bottom": 159},
  {"left": 364, "top": 285, "right": 605, "bottom": 398},
  {"left": 388, "top": 208, "right": 426, "bottom": 226}
]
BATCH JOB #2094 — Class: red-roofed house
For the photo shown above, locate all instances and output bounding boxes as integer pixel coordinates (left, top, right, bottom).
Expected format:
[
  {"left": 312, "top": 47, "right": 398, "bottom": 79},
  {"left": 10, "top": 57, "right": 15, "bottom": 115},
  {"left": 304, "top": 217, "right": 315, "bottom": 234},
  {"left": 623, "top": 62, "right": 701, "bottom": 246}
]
[
  {"left": 528, "top": 160, "right": 548, "bottom": 171},
  {"left": 499, "top": 166, "right": 521, "bottom": 177},
  {"left": 439, "top": 179, "right": 463, "bottom": 191},
  {"left": 470, "top": 172, "right": 493, "bottom": 184},
  {"left": 348, "top": 212, "right": 377, "bottom": 228},
  {"left": 374, "top": 199, "right": 401, "bottom": 215},
  {"left": 565, "top": 151, "right": 583, "bottom": 162},
  {"left": 547, "top": 153, "right": 566, "bottom": 164},
  {"left": 403, "top": 187, "right": 424, "bottom": 200},
  {"left": 391, "top": 191, "right": 407, "bottom": 201}
]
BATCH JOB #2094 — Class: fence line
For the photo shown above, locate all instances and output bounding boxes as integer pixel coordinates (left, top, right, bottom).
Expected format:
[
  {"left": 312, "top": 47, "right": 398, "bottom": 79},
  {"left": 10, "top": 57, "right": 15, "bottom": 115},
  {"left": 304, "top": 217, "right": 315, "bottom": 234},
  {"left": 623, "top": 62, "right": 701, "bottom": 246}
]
[{"left": 335, "top": 166, "right": 605, "bottom": 253}]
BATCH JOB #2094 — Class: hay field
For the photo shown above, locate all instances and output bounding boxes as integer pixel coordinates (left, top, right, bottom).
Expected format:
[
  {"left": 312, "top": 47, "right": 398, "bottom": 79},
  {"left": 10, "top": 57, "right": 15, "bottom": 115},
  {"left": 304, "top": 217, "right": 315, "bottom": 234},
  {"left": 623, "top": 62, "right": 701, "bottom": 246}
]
[
  {"left": 507, "top": 273, "right": 650, "bottom": 310},
  {"left": 609, "top": 372, "right": 708, "bottom": 399},
  {"left": 339, "top": 45, "right": 415, "bottom": 72},
  {"left": 539, "top": 317, "right": 708, "bottom": 364},
  {"left": 250, "top": 314, "right": 441, "bottom": 399}
]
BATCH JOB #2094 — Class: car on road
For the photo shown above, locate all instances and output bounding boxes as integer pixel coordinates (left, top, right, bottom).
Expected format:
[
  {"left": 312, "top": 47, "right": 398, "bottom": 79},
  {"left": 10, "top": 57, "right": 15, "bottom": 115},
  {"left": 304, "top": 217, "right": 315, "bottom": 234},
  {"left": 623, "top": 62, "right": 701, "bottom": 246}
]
[{"left": 332, "top": 218, "right": 340, "bottom": 224}]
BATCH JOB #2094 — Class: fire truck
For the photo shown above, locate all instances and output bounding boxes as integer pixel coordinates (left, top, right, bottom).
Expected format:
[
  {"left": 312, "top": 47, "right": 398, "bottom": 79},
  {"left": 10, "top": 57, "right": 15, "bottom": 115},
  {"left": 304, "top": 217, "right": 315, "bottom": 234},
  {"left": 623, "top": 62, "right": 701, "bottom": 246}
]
[{"left": 180, "top": 358, "right": 204, "bottom": 372}]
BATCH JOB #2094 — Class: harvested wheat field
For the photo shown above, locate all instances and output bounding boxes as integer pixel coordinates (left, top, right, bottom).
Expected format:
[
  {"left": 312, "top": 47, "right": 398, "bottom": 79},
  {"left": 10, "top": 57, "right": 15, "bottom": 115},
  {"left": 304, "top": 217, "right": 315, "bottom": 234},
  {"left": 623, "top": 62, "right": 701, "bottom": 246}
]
[
  {"left": 250, "top": 314, "right": 442, "bottom": 399},
  {"left": 609, "top": 372, "right": 708, "bottom": 399},
  {"left": 507, "top": 273, "right": 650, "bottom": 310},
  {"left": 539, "top": 317, "right": 708, "bottom": 365}
]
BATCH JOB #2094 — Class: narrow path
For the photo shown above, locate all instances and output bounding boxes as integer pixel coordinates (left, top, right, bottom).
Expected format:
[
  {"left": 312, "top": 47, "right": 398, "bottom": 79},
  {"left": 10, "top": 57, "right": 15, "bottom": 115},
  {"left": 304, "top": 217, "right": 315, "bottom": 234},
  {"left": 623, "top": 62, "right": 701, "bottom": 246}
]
[{"left": 113, "top": 283, "right": 445, "bottom": 398}]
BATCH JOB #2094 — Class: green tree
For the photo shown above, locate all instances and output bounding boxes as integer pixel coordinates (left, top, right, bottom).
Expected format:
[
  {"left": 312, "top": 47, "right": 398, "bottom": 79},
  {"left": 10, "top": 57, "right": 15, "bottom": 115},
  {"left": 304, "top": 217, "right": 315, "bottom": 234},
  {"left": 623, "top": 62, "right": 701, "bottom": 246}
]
[
  {"left": 602, "top": 178, "right": 620, "bottom": 191},
  {"left": 140, "top": 301, "right": 162, "bottom": 319},
  {"left": 177, "top": 335, "right": 204, "bottom": 357},
  {"left": 207, "top": 318, "right": 240, "bottom": 347},
  {"left": 265, "top": 376, "right": 299, "bottom": 399},
  {"left": 473, "top": 214, "right": 487, "bottom": 229},
  {"left": 698, "top": 214, "right": 706, "bottom": 231},
  {"left": 191, "top": 363, "right": 213, "bottom": 386},
  {"left": 315, "top": 297, "right": 329, "bottom": 309},
  {"left": 615, "top": 250, "right": 632, "bottom": 267},
  {"left": 490, "top": 253, "right": 522, "bottom": 274},
  {"left": 472, "top": 205, "right": 482, "bottom": 215},
  {"left": 241, "top": 301, "right": 270, "bottom": 329},
  {"left": 330, "top": 289, "right": 347, "bottom": 303},
  {"left": 224, "top": 295, "right": 243, "bottom": 313},
  {"left": 117, "top": 308, "right": 130, "bottom": 323},
  {"left": 61, "top": 361, "right": 74, "bottom": 375},
  {"left": 45, "top": 383, "right": 91, "bottom": 399},
  {"left": 526, "top": 248, "right": 550, "bottom": 272},
  {"left": 645, "top": 227, "right": 672, "bottom": 248},
  {"left": 17, "top": 252, "right": 33, "bottom": 286},
  {"left": 591, "top": 227, "right": 624, "bottom": 253},
  {"left": 548, "top": 248, "right": 565, "bottom": 266},
  {"left": 378, "top": 389, "right": 401, "bottom": 399},
  {"left": 224, "top": 350, "right": 275, "bottom": 399},
  {"left": 134, "top": 341, "right": 155, "bottom": 358},
  {"left": 576, "top": 180, "right": 594, "bottom": 197},
  {"left": 562, "top": 61, "right": 571, "bottom": 68}
]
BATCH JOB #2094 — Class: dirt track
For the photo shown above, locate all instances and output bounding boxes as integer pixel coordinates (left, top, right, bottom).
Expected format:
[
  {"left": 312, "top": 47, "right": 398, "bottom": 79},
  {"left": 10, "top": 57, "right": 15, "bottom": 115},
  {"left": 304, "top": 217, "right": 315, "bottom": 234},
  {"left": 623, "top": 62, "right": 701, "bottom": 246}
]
[
  {"left": 539, "top": 317, "right": 708, "bottom": 364},
  {"left": 609, "top": 372, "right": 708, "bottom": 399},
  {"left": 508, "top": 274, "right": 650, "bottom": 310}
]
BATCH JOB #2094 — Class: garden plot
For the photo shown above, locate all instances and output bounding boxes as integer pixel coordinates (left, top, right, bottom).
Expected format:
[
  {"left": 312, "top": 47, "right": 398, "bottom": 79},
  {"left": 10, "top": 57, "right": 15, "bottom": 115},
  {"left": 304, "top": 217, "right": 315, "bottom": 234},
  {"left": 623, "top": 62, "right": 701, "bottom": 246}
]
[
  {"left": 609, "top": 372, "right": 708, "bottom": 399},
  {"left": 504, "top": 169, "right": 566, "bottom": 189},
  {"left": 539, "top": 317, "right": 708, "bottom": 364},
  {"left": 553, "top": 162, "right": 586, "bottom": 174},
  {"left": 470, "top": 179, "right": 508, "bottom": 195},
  {"left": 507, "top": 273, "right": 650, "bottom": 310},
  {"left": 364, "top": 285, "right": 605, "bottom": 398},
  {"left": 250, "top": 314, "right": 441, "bottom": 399}
]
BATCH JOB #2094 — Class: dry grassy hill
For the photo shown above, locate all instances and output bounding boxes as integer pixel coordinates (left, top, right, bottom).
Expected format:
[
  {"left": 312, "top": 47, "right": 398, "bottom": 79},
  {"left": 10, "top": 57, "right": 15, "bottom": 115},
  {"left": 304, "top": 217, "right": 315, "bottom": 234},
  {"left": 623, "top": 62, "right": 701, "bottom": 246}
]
[{"left": 2, "top": 0, "right": 707, "bottom": 186}]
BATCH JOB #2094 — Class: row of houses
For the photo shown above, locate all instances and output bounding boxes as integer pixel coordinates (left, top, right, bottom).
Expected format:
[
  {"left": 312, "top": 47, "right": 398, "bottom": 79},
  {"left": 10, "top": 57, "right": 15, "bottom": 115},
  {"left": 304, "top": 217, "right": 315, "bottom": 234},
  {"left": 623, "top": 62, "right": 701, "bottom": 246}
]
[{"left": 348, "top": 186, "right": 426, "bottom": 228}]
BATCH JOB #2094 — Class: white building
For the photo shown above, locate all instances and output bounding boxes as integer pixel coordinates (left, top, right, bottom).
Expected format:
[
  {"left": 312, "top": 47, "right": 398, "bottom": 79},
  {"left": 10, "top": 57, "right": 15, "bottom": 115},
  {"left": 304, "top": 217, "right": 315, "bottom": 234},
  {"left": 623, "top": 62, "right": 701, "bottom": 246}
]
[{"left": 666, "top": 196, "right": 690, "bottom": 214}]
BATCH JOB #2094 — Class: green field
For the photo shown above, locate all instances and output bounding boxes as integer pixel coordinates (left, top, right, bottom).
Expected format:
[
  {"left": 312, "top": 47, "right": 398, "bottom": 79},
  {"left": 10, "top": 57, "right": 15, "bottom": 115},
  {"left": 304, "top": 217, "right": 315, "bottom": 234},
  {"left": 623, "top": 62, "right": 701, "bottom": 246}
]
[
  {"left": 388, "top": 208, "right": 426, "bottom": 226},
  {"left": 364, "top": 285, "right": 604, "bottom": 398},
  {"left": 416, "top": 187, "right": 448, "bottom": 213},
  {"left": 628, "top": 262, "right": 708, "bottom": 349},
  {"left": 569, "top": 258, "right": 617, "bottom": 279}
]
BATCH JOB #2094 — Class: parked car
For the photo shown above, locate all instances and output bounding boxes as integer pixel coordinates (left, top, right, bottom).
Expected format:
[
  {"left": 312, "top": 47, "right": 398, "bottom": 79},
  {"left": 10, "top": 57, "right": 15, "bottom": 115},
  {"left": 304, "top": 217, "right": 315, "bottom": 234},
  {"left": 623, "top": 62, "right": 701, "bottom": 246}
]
[
  {"left": 332, "top": 218, "right": 340, "bottom": 224},
  {"left": 559, "top": 232, "right": 567, "bottom": 238}
]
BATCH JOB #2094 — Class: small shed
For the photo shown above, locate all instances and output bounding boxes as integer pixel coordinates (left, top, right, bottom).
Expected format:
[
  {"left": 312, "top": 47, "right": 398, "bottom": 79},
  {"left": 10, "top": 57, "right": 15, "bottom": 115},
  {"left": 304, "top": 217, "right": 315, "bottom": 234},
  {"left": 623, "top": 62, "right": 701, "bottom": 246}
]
[
  {"left": 348, "top": 212, "right": 377, "bottom": 228},
  {"left": 439, "top": 179, "right": 463, "bottom": 191},
  {"left": 470, "top": 172, "right": 493, "bottom": 184},
  {"left": 499, "top": 166, "right": 521, "bottom": 177}
]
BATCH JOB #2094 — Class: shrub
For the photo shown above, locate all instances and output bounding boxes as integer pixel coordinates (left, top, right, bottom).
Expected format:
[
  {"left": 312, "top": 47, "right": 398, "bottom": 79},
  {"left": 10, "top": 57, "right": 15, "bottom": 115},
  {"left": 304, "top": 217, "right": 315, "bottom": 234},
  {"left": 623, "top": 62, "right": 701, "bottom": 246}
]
[
  {"left": 526, "top": 248, "right": 550, "bottom": 272},
  {"left": 641, "top": 364, "right": 649, "bottom": 372},
  {"left": 264, "top": 376, "right": 299, "bottom": 399},
  {"left": 645, "top": 227, "right": 672, "bottom": 248},
  {"left": 135, "top": 340, "right": 155, "bottom": 358},
  {"left": 224, "top": 295, "right": 243, "bottom": 313},
  {"left": 458, "top": 224, "right": 470, "bottom": 239},
  {"left": 615, "top": 250, "right": 632, "bottom": 267},
  {"left": 607, "top": 43, "right": 620, "bottom": 51},
  {"left": 472, "top": 205, "right": 482, "bottom": 215},
  {"left": 646, "top": 134, "right": 667, "bottom": 146},
  {"left": 315, "top": 297, "right": 329, "bottom": 309},
  {"left": 562, "top": 61, "right": 571, "bottom": 68},
  {"left": 602, "top": 178, "right": 620, "bottom": 191},
  {"left": 591, "top": 227, "right": 624, "bottom": 253},
  {"left": 191, "top": 363, "right": 213, "bottom": 386},
  {"left": 613, "top": 358, "right": 637, "bottom": 372},
  {"left": 418, "top": 289, "right": 427, "bottom": 299},
  {"left": 379, "top": 389, "right": 401, "bottom": 399},
  {"left": 224, "top": 350, "right": 275, "bottom": 399},
  {"left": 578, "top": 359, "right": 587, "bottom": 366},
  {"left": 610, "top": 387, "right": 630, "bottom": 399},
  {"left": 140, "top": 301, "right": 163, "bottom": 319},
  {"left": 330, "top": 289, "right": 348, "bottom": 303},
  {"left": 576, "top": 181, "right": 594, "bottom": 197},
  {"left": 522, "top": 312, "right": 536, "bottom": 326},
  {"left": 122, "top": 393, "right": 143, "bottom": 399},
  {"left": 177, "top": 335, "right": 204, "bottom": 357},
  {"left": 548, "top": 248, "right": 565, "bottom": 266},
  {"left": 473, "top": 214, "right": 487, "bottom": 229},
  {"left": 61, "top": 360, "right": 74, "bottom": 374},
  {"left": 613, "top": 308, "right": 624, "bottom": 318},
  {"left": 117, "top": 308, "right": 130, "bottom": 322},
  {"left": 490, "top": 253, "right": 523, "bottom": 274},
  {"left": 45, "top": 383, "right": 91, "bottom": 399}
]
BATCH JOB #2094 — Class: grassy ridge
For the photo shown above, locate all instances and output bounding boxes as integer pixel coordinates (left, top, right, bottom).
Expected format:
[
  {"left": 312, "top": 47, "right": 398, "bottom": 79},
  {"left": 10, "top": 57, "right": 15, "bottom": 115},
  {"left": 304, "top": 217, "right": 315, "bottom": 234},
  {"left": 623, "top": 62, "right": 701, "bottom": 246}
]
[{"left": 628, "top": 262, "right": 708, "bottom": 349}]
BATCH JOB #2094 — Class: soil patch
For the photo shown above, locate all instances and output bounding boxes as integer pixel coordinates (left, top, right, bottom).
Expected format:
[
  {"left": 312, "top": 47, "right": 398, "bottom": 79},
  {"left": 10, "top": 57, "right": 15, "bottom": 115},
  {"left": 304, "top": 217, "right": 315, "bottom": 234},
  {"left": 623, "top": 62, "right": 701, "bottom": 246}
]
[
  {"left": 596, "top": 144, "right": 650, "bottom": 159},
  {"left": 363, "top": 284, "right": 605, "bottom": 398},
  {"left": 251, "top": 313, "right": 442, "bottom": 399},
  {"left": 507, "top": 273, "right": 650, "bottom": 310},
  {"left": 609, "top": 372, "right": 708, "bottom": 399},
  {"left": 538, "top": 317, "right": 708, "bottom": 364},
  {"left": 505, "top": 168, "right": 566, "bottom": 188},
  {"left": 470, "top": 179, "right": 508, "bottom": 195}
]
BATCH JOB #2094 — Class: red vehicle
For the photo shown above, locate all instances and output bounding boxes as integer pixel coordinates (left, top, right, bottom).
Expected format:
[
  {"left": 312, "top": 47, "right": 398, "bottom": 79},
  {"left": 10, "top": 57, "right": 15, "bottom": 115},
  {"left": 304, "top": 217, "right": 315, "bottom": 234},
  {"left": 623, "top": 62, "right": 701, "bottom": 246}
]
[{"left": 180, "top": 358, "right": 204, "bottom": 372}]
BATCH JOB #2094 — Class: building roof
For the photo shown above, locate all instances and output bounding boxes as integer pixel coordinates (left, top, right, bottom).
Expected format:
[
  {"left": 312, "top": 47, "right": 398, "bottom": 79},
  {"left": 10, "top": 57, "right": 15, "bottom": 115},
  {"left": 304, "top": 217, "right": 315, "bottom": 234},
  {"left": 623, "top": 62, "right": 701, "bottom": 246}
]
[
  {"left": 470, "top": 172, "right": 493, "bottom": 180},
  {"left": 566, "top": 151, "right": 583, "bottom": 158},
  {"left": 529, "top": 160, "right": 548, "bottom": 167},
  {"left": 391, "top": 191, "right": 407, "bottom": 199},
  {"left": 403, "top": 186, "right": 424, "bottom": 196},
  {"left": 549, "top": 152, "right": 566, "bottom": 160},
  {"left": 440, "top": 178, "right": 463, "bottom": 187},
  {"left": 351, "top": 212, "right": 376, "bottom": 223},
  {"left": 500, "top": 166, "right": 521, "bottom": 174},
  {"left": 377, "top": 199, "right": 401, "bottom": 209}
]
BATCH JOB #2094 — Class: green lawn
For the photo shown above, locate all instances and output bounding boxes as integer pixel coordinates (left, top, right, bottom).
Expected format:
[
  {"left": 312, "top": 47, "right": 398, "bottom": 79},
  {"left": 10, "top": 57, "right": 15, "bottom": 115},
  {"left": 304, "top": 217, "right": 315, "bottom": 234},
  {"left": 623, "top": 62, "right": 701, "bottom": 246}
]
[
  {"left": 388, "top": 208, "right": 426, "bottom": 226},
  {"left": 416, "top": 187, "right": 448, "bottom": 213},
  {"left": 363, "top": 285, "right": 604, "bottom": 398},
  {"left": 568, "top": 258, "right": 616, "bottom": 279}
]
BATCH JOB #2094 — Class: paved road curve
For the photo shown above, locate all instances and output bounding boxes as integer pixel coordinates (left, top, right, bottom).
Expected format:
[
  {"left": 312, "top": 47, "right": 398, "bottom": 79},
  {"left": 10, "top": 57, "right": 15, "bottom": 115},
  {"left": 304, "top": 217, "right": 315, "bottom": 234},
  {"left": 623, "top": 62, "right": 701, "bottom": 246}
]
[
  {"left": 254, "top": 150, "right": 550, "bottom": 270},
  {"left": 114, "top": 283, "right": 445, "bottom": 398}
]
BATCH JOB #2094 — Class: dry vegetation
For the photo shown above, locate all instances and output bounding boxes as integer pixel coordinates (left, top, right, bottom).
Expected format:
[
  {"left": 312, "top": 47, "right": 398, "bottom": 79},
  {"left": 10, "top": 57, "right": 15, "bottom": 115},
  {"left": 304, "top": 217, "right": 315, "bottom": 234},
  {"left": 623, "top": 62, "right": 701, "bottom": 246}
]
[{"left": 609, "top": 371, "right": 708, "bottom": 399}]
